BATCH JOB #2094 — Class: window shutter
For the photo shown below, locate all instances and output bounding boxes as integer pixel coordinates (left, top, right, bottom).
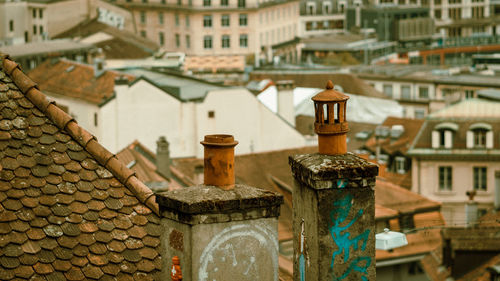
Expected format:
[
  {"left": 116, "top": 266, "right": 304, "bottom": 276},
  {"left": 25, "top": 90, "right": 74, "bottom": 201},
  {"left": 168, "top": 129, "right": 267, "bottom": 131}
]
[
  {"left": 444, "top": 130, "right": 452, "bottom": 148},
  {"left": 432, "top": 131, "right": 439, "bottom": 148},
  {"left": 486, "top": 131, "right": 493, "bottom": 148},
  {"left": 466, "top": 131, "right": 473, "bottom": 148}
]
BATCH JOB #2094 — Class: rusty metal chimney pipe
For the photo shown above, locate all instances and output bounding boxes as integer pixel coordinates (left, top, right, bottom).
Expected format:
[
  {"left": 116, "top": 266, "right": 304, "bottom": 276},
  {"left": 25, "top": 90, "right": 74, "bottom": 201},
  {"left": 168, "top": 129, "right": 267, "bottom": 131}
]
[{"left": 200, "top": 134, "right": 238, "bottom": 190}]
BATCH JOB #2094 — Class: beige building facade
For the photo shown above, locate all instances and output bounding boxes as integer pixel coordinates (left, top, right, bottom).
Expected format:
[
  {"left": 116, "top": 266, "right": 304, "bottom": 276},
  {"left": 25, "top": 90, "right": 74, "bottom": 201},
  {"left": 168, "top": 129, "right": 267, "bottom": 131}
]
[
  {"left": 408, "top": 99, "right": 500, "bottom": 226},
  {"left": 116, "top": 0, "right": 299, "bottom": 59}
]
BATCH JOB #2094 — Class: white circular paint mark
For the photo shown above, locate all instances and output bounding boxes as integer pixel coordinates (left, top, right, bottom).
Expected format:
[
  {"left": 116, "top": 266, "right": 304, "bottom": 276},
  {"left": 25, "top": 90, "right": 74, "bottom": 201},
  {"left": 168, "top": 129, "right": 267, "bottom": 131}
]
[{"left": 198, "top": 223, "right": 279, "bottom": 281}]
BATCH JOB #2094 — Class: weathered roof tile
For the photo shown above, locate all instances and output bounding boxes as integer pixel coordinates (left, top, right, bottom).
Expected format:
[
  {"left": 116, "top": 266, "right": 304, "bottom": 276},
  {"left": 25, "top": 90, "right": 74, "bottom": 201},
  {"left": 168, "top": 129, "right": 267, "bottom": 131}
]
[{"left": 0, "top": 54, "right": 161, "bottom": 280}]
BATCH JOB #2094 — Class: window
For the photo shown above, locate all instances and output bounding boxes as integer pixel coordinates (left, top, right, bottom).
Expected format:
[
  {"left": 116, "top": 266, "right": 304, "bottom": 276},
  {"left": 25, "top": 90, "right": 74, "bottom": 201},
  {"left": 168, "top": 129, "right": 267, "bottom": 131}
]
[
  {"left": 306, "top": 2, "right": 315, "bottom": 15},
  {"left": 239, "top": 14, "right": 248, "bottom": 26},
  {"left": 186, "top": 35, "right": 191, "bottom": 48},
  {"left": 465, "top": 90, "right": 474, "bottom": 99},
  {"left": 175, "top": 34, "right": 180, "bottom": 47},
  {"left": 434, "top": 9, "right": 441, "bottom": 19},
  {"left": 221, "top": 14, "right": 230, "bottom": 26},
  {"left": 204, "top": 35, "right": 212, "bottom": 49},
  {"left": 415, "top": 109, "right": 425, "bottom": 119},
  {"left": 140, "top": 30, "right": 146, "bottom": 38},
  {"left": 472, "top": 7, "right": 484, "bottom": 18},
  {"left": 222, "top": 35, "right": 230, "bottom": 48},
  {"left": 142, "top": 0, "right": 148, "bottom": 3},
  {"left": 419, "top": 87, "right": 429, "bottom": 99},
  {"left": 473, "top": 129, "right": 487, "bottom": 148},
  {"left": 383, "top": 84, "right": 393, "bottom": 98},
  {"left": 221, "top": 0, "right": 228, "bottom": 5},
  {"left": 322, "top": 1, "right": 331, "bottom": 14},
  {"left": 204, "top": 0, "right": 211, "bottom": 6},
  {"left": 94, "top": 113, "right": 98, "bottom": 127},
  {"left": 439, "top": 166, "right": 452, "bottom": 191},
  {"left": 33, "top": 25, "right": 37, "bottom": 35},
  {"left": 473, "top": 167, "right": 487, "bottom": 191},
  {"left": 175, "top": 14, "right": 180, "bottom": 26},
  {"left": 238, "top": 0, "right": 245, "bottom": 7},
  {"left": 39, "top": 9, "right": 43, "bottom": 18},
  {"left": 401, "top": 85, "right": 411, "bottom": 100},
  {"left": 159, "top": 32, "right": 165, "bottom": 45},
  {"left": 140, "top": 11, "right": 146, "bottom": 24},
  {"left": 449, "top": 8, "right": 462, "bottom": 20},
  {"left": 208, "top": 111, "right": 215, "bottom": 118},
  {"left": 9, "top": 20, "right": 13, "bottom": 32},
  {"left": 159, "top": 12, "right": 164, "bottom": 24},
  {"left": 240, "top": 34, "right": 248, "bottom": 47},
  {"left": 203, "top": 15, "right": 212, "bottom": 27},
  {"left": 186, "top": 15, "right": 190, "bottom": 27},
  {"left": 33, "top": 9, "right": 36, "bottom": 18},
  {"left": 395, "top": 156, "right": 405, "bottom": 174}
]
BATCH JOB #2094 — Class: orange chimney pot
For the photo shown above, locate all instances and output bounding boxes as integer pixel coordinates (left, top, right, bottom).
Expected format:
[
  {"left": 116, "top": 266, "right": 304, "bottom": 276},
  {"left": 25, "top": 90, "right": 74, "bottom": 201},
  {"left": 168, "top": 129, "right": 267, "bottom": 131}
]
[
  {"left": 200, "top": 134, "right": 238, "bottom": 190},
  {"left": 312, "top": 80, "right": 350, "bottom": 155}
]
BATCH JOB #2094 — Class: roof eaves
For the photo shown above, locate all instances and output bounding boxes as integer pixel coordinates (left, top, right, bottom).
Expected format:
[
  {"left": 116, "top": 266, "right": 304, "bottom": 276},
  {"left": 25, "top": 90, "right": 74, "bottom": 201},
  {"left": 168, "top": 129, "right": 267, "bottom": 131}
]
[{"left": 1, "top": 53, "right": 160, "bottom": 215}]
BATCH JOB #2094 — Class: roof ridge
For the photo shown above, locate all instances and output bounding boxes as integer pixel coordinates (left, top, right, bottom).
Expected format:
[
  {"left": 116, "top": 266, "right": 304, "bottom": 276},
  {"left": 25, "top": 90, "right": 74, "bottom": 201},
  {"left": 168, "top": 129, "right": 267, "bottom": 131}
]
[{"left": 0, "top": 53, "right": 159, "bottom": 215}]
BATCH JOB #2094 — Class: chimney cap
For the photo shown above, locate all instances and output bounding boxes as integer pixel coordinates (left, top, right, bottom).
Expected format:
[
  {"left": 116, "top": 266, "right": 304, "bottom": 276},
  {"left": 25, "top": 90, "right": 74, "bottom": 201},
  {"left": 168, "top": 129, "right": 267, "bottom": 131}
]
[
  {"left": 200, "top": 134, "right": 238, "bottom": 147},
  {"left": 312, "top": 80, "right": 349, "bottom": 102}
]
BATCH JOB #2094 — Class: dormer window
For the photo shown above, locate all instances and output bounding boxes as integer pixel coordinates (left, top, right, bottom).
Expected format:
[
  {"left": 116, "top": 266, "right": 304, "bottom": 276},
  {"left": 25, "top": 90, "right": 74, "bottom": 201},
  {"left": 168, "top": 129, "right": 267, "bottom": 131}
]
[
  {"left": 432, "top": 122, "right": 458, "bottom": 149},
  {"left": 467, "top": 123, "right": 493, "bottom": 149}
]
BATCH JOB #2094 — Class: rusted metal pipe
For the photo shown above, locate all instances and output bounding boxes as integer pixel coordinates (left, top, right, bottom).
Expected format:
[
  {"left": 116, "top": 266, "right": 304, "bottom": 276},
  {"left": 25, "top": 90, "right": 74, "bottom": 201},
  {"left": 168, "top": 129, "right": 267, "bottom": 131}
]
[{"left": 200, "top": 134, "right": 238, "bottom": 190}]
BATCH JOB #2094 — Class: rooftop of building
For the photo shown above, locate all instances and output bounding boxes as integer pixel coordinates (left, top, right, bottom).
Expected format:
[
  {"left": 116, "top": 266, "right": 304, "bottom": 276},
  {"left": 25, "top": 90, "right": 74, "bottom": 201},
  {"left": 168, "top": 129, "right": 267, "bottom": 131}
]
[
  {"left": 0, "top": 53, "right": 162, "bottom": 279},
  {"left": 28, "top": 59, "right": 135, "bottom": 106},
  {"left": 0, "top": 39, "right": 95, "bottom": 58},
  {"left": 351, "top": 64, "right": 500, "bottom": 87},
  {"left": 56, "top": 19, "right": 159, "bottom": 59},
  {"left": 121, "top": 68, "right": 225, "bottom": 101},
  {"left": 363, "top": 116, "right": 425, "bottom": 155}
]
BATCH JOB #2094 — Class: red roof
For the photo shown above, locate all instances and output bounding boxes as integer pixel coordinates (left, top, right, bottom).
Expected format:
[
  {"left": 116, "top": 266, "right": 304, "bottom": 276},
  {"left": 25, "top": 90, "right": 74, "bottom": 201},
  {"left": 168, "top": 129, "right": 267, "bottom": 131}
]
[{"left": 28, "top": 59, "right": 135, "bottom": 105}]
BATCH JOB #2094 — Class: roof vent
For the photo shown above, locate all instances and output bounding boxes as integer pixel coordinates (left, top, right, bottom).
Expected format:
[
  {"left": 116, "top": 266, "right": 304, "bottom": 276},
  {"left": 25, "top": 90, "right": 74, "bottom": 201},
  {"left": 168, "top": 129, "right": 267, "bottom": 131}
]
[{"left": 390, "top": 125, "right": 404, "bottom": 139}]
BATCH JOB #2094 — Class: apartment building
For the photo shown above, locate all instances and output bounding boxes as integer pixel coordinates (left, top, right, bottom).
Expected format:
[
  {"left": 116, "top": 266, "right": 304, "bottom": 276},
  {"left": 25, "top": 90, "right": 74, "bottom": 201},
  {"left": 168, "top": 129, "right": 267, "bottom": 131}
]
[
  {"left": 428, "top": 0, "right": 497, "bottom": 37},
  {"left": 0, "top": 0, "right": 48, "bottom": 45},
  {"left": 352, "top": 64, "right": 500, "bottom": 119},
  {"left": 115, "top": 0, "right": 299, "bottom": 59},
  {"left": 298, "top": 0, "right": 347, "bottom": 36},
  {"left": 408, "top": 99, "right": 500, "bottom": 226}
]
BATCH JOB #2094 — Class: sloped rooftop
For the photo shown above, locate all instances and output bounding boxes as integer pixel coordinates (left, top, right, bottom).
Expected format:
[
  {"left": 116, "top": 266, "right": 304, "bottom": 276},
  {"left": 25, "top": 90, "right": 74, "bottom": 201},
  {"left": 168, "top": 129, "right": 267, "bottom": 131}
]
[
  {"left": 28, "top": 59, "right": 135, "bottom": 105},
  {"left": 0, "top": 53, "right": 161, "bottom": 279}
]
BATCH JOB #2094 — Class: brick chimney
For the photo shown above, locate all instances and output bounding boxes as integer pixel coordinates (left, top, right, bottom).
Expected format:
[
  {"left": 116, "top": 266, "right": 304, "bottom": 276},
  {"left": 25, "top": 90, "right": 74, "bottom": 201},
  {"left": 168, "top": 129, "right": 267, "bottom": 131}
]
[
  {"left": 156, "top": 134, "right": 283, "bottom": 280},
  {"left": 156, "top": 136, "right": 172, "bottom": 179},
  {"left": 290, "top": 81, "right": 377, "bottom": 281},
  {"left": 312, "top": 80, "right": 349, "bottom": 155},
  {"left": 276, "top": 80, "right": 295, "bottom": 127}
]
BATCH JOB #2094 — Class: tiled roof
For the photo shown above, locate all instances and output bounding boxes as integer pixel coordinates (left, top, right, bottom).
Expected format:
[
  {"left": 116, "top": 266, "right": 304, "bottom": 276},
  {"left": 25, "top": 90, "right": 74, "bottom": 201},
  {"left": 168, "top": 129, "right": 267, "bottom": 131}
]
[
  {"left": 364, "top": 116, "right": 425, "bottom": 155},
  {"left": 412, "top": 119, "right": 500, "bottom": 150},
  {"left": 115, "top": 140, "right": 189, "bottom": 189},
  {"left": 249, "top": 71, "right": 388, "bottom": 99},
  {"left": 375, "top": 179, "right": 441, "bottom": 214},
  {"left": 0, "top": 53, "right": 161, "bottom": 279},
  {"left": 457, "top": 254, "right": 500, "bottom": 281},
  {"left": 429, "top": 99, "right": 500, "bottom": 119},
  {"left": 28, "top": 59, "right": 135, "bottom": 105},
  {"left": 56, "top": 19, "right": 159, "bottom": 59}
]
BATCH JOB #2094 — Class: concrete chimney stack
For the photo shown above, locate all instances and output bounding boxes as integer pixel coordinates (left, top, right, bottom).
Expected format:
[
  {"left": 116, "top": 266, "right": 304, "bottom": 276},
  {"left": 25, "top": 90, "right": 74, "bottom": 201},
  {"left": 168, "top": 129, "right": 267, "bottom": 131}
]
[
  {"left": 156, "top": 134, "right": 283, "bottom": 280},
  {"left": 156, "top": 136, "right": 172, "bottom": 179},
  {"left": 276, "top": 80, "right": 296, "bottom": 127},
  {"left": 200, "top": 134, "right": 238, "bottom": 190},
  {"left": 312, "top": 80, "right": 350, "bottom": 155}
]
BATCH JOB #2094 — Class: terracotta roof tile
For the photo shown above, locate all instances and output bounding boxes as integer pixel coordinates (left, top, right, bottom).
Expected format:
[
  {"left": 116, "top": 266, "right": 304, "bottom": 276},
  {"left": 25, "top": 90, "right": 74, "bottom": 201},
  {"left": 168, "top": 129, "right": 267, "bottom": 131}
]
[{"left": 0, "top": 54, "right": 161, "bottom": 279}]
